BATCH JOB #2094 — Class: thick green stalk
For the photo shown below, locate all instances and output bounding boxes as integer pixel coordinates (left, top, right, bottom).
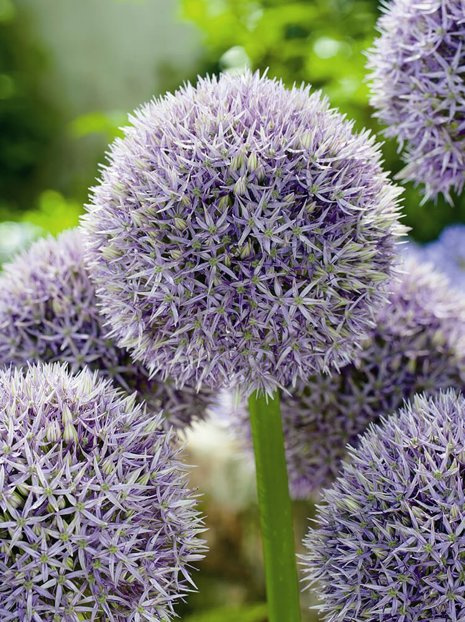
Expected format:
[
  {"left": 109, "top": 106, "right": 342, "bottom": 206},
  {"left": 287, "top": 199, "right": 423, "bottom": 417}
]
[{"left": 248, "top": 390, "right": 301, "bottom": 622}]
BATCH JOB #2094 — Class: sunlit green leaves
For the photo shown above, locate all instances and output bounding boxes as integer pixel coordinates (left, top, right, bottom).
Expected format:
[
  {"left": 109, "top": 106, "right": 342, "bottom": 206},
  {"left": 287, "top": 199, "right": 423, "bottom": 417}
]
[
  {"left": 70, "top": 111, "right": 126, "bottom": 141},
  {"left": 184, "top": 603, "right": 267, "bottom": 622},
  {"left": 22, "top": 190, "right": 81, "bottom": 235}
]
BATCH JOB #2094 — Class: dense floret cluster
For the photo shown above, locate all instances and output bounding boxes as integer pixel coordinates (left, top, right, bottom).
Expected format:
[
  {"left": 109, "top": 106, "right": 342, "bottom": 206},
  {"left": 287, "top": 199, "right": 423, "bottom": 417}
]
[
  {"left": 83, "top": 70, "right": 404, "bottom": 395},
  {"left": 0, "top": 363, "right": 205, "bottom": 621},
  {"left": 220, "top": 258, "right": 465, "bottom": 497},
  {"left": 0, "top": 229, "right": 211, "bottom": 428},
  {"left": 367, "top": 0, "right": 465, "bottom": 201},
  {"left": 303, "top": 390, "right": 465, "bottom": 621}
]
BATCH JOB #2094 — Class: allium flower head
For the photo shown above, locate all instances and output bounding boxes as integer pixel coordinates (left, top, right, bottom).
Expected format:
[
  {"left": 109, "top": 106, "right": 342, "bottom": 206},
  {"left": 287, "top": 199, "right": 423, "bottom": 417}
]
[
  {"left": 406, "top": 224, "right": 465, "bottom": 291},
  {"left": 83, "top": 70, "right": 404, "bottom": 395},
  {"left": 0, "top": 363, "right": 205, "bottom": 621},
  {"left": 303, "top": 389, "right": 465, "bottom": 621},
  {"left": 0, "top": 229, "right": 210, "bottom": 428},
  {"left": 367, "top": 0, "right": 465, "bottom": 201},
  {"left": 221, "top": 257, "right": 465, "bottom": 497}
]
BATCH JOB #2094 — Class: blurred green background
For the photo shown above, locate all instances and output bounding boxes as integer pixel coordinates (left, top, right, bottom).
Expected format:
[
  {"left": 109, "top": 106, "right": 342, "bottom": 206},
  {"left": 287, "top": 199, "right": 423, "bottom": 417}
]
[{"left": 2, "top": 0, "right": 464, "bottom": 619}]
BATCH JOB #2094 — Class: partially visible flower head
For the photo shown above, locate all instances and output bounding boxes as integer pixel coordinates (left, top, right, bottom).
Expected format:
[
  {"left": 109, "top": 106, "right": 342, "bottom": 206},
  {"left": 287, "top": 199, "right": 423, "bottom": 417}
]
[
  {"left": 406, "top": 224, "right": 465, "bottom": 292},
  {"left": 0, "top": 229, "right": 211, "bottom": 428},
  {"left": 367, "top": 0, "right": 465, "bottom": 201},
  {"left": 0, "top": 363, "right": 205, "bottom": 621},
  {"left": 303, "top": 389, "right": 465, "bottom": 621},
  {"left": 83, "top": 70, "right": 404, "bottom": 396},
  {"left": 220, "top": 257, "right": 465, "bottom": 497},
  {"left": 400, "top": 238, "right": 422, "bottom": 259}
]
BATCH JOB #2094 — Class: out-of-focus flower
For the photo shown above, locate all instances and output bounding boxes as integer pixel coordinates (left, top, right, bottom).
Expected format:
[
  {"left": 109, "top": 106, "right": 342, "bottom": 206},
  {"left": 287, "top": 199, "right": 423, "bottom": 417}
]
[
  {"left": 185, "top": 418, "right": 257, "bottom": 512},
  {"left": 83, "top": 70, "right": 404, "bottom": 396},
  {"left": 0, "top": 363, "right": 205, "bottom": 621},
  {"left": 303, "top": 389, "right": 465, "bottom": 621},
  {"left": 405, "top": 224, "right": 465, "bottom": 292},
  {"left": 367, "top": 0, "right": 465, "bottom": 201}
]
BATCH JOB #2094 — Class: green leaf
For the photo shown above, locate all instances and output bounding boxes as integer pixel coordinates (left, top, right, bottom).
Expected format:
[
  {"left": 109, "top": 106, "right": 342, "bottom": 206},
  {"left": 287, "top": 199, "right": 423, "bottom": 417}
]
[
  {"left": 22, "top": 190, "right": 82, "bottom": 235},
  {"left": 69, "top": 111, "right": 126, "bottom": 140},
  {"left": 184, "top": 603, "right": 267, "bottom": 622}
]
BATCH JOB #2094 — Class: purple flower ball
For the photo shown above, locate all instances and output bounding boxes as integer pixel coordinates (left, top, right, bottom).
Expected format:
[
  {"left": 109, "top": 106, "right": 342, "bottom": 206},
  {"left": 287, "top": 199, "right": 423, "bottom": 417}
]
[
  {"left": 83, "top": 70, "right": 404, "bottom": 396},
  {"left": 406, "top": 224, "right": 465, "bottom": 292},
  {"left": 303, "top": 389, "right": 465, "bottom": 621},
  {"left": 367, "top": 0, "right": 465, "bottom": 201},
  {"left": 219, "top": 257, "right": 465, "bottom": 497},
  {"left": 0, "top": 363, "right": 205, "bottom": 621},
  {"left": 0, "top": 229, "right": 211, "bottom": 428}
]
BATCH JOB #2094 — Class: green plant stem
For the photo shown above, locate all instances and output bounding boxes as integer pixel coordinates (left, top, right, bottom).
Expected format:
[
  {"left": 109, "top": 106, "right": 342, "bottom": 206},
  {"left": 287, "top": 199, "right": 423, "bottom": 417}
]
[{"left": 248, "top": 390, "right": 301, "bottom": 622}]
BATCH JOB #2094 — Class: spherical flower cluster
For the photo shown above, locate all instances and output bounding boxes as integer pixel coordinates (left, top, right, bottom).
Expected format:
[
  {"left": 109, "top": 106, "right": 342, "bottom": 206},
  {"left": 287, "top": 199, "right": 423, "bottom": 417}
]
[
  {"left": 367, "top": 0, "right": 465, "bottom": 201},
  {"left": 0, "top": 229, "right": 211, "bottom": 428},
  {"left": 303, "top": 389, "right": 465, "bottom": 621},
  {"left": 83, "top": 70, "right": 404, "bottom": 396},
  {"left": 220, "top": 258, "right": 465, "bottom": 497},
  {"left": 0, "top": 363, "right": 205, "bottom": 621},
  {"left": 406, "top": 224, "right": 465, "bottom": 292}
]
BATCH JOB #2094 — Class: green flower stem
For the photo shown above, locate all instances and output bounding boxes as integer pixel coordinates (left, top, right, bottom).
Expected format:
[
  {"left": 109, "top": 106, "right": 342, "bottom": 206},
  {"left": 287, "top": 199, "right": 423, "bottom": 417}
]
[{"left": 248, "top": 390, "right": 301, "bottom": 622}]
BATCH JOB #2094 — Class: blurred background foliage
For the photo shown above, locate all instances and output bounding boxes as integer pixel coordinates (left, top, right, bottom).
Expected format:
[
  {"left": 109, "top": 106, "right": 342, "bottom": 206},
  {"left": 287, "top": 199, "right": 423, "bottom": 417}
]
[
  {"left": 2, "top": 0, "right": 465, "bottom": 619},
  {"left": 0, "top": 0, "right": 202, "bottom": 258}
]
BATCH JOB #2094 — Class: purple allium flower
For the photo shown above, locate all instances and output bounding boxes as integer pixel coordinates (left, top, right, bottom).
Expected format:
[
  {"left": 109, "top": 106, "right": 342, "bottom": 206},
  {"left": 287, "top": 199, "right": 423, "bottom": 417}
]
[
  {"left": 302, "top": 389, "right": 465, "bottom": 621},
  {"left": 367, "top": 0, "right": 465, "bottom": 201},
  {"left": 0, "top": 229, "right": 211, "bottom": 428},
  {"left": 400, "top": 238, "right": 422, "bottom": 260},
  {"left": 0, "top": 363, "right": 205, "bottom": 621},
  {"left": 407, "top": 224, "right": 465, "bottom": 292},
  {"left": 219, "top": 257, "right": 465, "bottom": 497},
  {"left": 82, "top": 70, "right": 404, "bottom": 396}
]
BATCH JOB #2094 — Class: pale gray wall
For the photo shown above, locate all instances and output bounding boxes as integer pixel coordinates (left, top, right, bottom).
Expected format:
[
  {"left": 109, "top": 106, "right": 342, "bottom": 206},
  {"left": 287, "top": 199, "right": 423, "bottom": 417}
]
[{"left": 18, "top": 0, "right": 202, "bottom": 114}]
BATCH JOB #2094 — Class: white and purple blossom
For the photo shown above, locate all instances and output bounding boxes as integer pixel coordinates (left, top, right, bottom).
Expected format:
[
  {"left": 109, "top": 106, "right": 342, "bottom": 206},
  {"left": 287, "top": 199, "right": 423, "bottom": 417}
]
[
  {"left": 83, "top": 70, "right": 404, "bottom": 396},
  {"left": 0, "top": 229, "right": 211, "bottom": 428},
  {"left": 367, "top": 0, "right": 465, "bottom": 201},
  {"left": 303, "top": 389, "right": 465, "bottom": 621},
  {"left": 219, "top": 258, "right": 465, "bottom": 497},
  {"left": 0, "top": 363, "right": 205, "bottom": 621},
  {"left": 406, "top": 224, "right": 465, "bottom": 292}
]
